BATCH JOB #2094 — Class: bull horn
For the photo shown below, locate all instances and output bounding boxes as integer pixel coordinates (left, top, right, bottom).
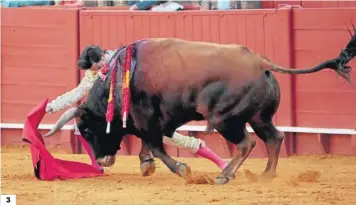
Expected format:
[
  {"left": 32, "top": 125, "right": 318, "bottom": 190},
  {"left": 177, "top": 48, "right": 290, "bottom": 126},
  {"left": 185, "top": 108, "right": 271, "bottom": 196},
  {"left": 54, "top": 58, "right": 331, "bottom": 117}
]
[{"left": 44, "top": 107, "right": 83, "bottom": 137}]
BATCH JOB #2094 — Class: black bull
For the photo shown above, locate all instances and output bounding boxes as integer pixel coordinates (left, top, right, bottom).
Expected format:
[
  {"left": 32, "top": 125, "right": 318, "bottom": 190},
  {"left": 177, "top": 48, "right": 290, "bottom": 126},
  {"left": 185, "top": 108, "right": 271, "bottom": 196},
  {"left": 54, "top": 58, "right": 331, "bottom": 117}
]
[{"left": 45, "top": 33, "right": 356, "bottom": 184}]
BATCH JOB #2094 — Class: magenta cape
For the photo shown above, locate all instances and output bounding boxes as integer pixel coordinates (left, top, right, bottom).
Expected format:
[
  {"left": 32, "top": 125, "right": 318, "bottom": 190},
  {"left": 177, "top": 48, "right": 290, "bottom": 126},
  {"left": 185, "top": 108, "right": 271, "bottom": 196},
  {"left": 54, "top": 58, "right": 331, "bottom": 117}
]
[{"left": 22, "top": 98, "right": 103, "bottom": 180}]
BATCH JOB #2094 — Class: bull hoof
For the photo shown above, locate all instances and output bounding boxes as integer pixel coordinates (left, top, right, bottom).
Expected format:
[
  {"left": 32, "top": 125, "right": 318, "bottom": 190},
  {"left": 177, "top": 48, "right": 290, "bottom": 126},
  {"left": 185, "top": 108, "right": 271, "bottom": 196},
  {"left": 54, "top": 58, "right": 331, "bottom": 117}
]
[
  {"left": 140, "top": 160, "right": 156, "bottom": 177},
  {"left": 215, "top": 174, "right": 235, "bottom": 185},
  {"left": 97, "top": 155, "right": 116, "bottom": 167},
  {"left": 176, "top": 162, "right": 192, "bottom": 178},
  {"left": 215, "top": 176, "right": 230, "bottom": 185}
]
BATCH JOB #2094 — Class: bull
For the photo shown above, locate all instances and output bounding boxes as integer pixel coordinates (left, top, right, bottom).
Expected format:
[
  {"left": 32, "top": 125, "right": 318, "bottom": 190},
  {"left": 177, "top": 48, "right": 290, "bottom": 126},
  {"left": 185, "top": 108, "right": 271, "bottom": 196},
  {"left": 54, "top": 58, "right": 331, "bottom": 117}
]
[{"left": 45, "top": 29, "right": 356, "bottom": 184}]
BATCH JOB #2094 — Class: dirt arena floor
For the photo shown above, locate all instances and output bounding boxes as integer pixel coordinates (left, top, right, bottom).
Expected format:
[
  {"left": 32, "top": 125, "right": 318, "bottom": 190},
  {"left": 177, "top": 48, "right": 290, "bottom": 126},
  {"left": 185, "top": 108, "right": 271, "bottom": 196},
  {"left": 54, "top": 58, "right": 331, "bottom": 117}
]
[{"left": 1, "top": 146, "right": 356, "bottom": 205}]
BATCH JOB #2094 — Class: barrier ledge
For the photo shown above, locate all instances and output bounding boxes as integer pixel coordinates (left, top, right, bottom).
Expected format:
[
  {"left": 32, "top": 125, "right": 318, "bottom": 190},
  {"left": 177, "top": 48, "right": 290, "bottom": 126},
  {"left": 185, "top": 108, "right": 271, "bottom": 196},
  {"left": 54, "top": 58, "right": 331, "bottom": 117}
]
[{"left": 2, "top": 123, "right": 356, "bottom": 135}]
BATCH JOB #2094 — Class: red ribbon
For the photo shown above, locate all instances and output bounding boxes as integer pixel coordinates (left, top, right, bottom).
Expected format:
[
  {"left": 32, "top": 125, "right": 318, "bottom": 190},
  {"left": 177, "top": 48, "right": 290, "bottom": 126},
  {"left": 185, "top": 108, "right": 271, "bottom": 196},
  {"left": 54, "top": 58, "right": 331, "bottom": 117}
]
[
  {"left": 105, "top": 58, "right": 118, "bottom": 133},
  {"left": 121, "top": 45, "right": 132, "bottom": 128},
  {"left": 105, "top": 45, "right": 133, "bottom": 133}
]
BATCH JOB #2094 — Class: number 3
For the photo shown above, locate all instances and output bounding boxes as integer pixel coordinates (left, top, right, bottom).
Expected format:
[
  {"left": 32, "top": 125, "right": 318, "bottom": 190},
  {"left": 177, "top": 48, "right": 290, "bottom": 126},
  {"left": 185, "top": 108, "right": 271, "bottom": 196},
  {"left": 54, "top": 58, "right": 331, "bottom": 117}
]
[{"left": 6, "top": 197, "right": 10, "bottom": 203}]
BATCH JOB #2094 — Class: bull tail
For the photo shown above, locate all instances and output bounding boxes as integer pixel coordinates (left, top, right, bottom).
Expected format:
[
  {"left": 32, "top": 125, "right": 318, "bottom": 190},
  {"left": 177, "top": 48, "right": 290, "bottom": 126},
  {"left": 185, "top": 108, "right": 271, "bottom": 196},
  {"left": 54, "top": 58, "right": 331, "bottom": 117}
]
[
  {"left": 44, "top": 107, "right": 83, "bottom": 137},
  {"left": 261, "top": 25, "right": 356, "bottom": 84}
]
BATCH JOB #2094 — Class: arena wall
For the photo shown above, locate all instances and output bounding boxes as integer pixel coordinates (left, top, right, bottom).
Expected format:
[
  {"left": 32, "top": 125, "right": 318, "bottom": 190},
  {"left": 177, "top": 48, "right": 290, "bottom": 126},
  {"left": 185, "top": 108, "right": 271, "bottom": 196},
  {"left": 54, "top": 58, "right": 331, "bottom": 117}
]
[
  {"left": 1, "top": 6, "right": 356, "bottom": 158},
  {"left": 1, "top": 7, "right": 81, "bottom": 153}
]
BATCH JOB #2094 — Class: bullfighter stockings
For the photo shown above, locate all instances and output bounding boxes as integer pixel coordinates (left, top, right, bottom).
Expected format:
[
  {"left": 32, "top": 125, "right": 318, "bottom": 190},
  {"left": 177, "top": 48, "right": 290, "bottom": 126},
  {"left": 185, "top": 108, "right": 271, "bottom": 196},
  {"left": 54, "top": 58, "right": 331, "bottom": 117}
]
[
  {"left": 164, "top": 132, "right": 228, "bottom": 170},
  {"left": 196, "top": 145, "right": 228, "bottom": 170}
]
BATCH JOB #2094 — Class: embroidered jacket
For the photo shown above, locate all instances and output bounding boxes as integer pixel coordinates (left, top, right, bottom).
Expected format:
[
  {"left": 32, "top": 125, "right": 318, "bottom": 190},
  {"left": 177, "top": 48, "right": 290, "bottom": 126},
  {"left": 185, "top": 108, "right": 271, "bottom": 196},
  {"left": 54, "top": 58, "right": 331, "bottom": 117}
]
[{"left": 47, "top": 49, "right": 116, "bottom": 113}]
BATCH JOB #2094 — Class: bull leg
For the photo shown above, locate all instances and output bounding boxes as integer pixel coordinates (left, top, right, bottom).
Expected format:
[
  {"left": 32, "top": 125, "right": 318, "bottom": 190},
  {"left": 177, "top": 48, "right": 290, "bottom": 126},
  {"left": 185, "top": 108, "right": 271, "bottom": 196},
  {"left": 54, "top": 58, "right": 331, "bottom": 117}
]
[
  {"left": 250, "top": 120, "right": 284, "bottom": 179},
  {"left": 144, "top": 134, "right": 192, "bottom": 179},
  {"left": 139, "top": 139, "right": 156, "bottom": 177},
  {"left": 216, "top": 124, "right": 256, "bottom": 185}
]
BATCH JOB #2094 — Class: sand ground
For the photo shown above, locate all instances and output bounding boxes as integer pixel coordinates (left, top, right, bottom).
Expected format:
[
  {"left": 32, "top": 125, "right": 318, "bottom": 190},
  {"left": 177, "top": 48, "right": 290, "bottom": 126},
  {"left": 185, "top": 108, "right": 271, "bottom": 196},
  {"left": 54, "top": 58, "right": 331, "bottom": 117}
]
[{"left": 1, "top": 146, "right": 356, "bottom": 205}]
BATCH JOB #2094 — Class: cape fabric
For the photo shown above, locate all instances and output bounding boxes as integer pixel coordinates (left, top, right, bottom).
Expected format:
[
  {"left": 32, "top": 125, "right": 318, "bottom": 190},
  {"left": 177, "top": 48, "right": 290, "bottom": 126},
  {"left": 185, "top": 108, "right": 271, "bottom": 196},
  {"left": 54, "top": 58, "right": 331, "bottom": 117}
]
[{"left": 22, "top": 98, "right": 103, "bottom": 180}]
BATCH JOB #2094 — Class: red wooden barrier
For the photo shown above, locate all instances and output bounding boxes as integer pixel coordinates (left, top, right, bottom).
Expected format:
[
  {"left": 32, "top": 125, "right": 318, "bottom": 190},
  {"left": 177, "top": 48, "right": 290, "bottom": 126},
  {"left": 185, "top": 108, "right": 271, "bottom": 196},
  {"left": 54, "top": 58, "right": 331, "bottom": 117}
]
[
  {"left": 301, "top": 0, "right": 356, "bottom": 8},
  {"left": 1, "top": 8, "right": 80, "bottom": 153},
  {"left": 262, "top": 0, "right": 356, "bottom": 8},
  {"left": 262, "top": 1, "right": 301, "bottom": 8},
  {"left": 293, "top": 8, "right": 356, "bottom": 128},
  {"left": 292, "top": 8, "right": 356, "bottom": 155}
]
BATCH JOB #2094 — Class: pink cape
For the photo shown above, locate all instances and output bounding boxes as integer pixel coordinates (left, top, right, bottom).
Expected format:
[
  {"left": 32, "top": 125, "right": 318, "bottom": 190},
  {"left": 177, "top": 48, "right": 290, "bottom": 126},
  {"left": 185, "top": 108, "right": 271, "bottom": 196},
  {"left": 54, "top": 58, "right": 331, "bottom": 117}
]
[{"left": 22, "top": 98, "right": 103, "bottom": 180}]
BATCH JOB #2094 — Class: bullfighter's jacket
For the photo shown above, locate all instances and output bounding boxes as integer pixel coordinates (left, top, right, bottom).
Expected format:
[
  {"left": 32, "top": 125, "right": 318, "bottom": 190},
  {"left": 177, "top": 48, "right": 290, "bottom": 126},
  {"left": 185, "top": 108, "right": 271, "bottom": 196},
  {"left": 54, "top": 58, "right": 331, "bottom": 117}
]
[{"left": 47, "top": 70, "right": 99, "bottom": 113}]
